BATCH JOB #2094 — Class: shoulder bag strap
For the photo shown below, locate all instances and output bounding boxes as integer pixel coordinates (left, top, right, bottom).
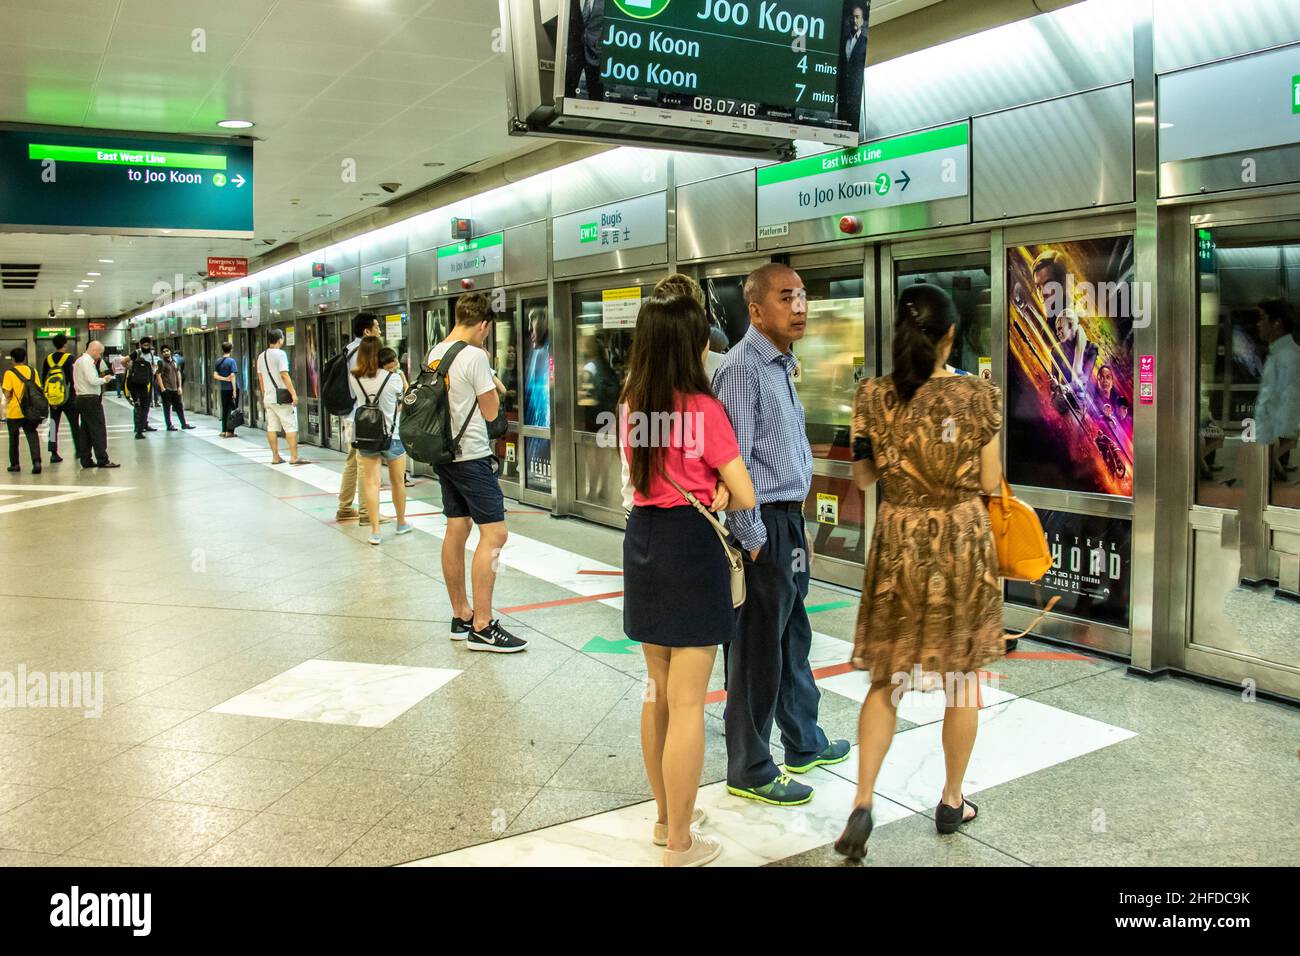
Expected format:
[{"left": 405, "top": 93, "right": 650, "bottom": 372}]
[
  {"left": 439, "top": 342, "right": 478, "bottom": 446},
  {"left": 352, "top": 372, "right": 375, "bottom": 405}
]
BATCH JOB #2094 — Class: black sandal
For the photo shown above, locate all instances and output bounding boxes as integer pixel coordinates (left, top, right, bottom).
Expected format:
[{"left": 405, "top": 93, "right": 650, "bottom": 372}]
[
  {"left": 834, "top": 805, "right": 874, "bottom": 862},
  {"left": 935, "top": 796, "right": 978, "bottom": 834}
]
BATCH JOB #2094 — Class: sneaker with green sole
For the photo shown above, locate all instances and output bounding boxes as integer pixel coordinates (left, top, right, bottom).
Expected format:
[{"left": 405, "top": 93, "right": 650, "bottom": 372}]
[
  {"left": 726, "top": 773, "right": 813, "bottom": 806},
  {"left": 784, "top": 738, "right": 851, "bottom": 774}
]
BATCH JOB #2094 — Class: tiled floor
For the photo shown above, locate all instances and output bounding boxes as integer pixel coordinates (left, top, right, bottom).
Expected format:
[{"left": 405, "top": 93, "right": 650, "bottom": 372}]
[{"left": 0, "top": 398, "right": 1296, "bottom": 866}]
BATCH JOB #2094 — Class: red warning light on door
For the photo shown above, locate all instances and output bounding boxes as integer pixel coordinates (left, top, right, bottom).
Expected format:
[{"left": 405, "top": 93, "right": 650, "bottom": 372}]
[
  {"left": 460, "top": 278, "right": 474, "bottom": 289},
  {"left": 839, "top": 216, "right": 863, "bottom": 235}
]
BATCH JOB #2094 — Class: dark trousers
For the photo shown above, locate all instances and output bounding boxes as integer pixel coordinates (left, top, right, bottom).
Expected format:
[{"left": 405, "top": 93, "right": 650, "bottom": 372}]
[
  {"left": 48, "top": 402, "right": 82, "bottom": 459},
  {"left": 132, "top": 386, "right": 151, "bottom": 435},
  {"left": 76, "top": 396, "right": 109, "bottom": 466},
  {"left": 162, "top": 390, "right": 188, "bottom": 428},
  {"left": 219, "top": 390, "right": 236, "bottom": 433},
  {"left": 7, "top": 418, "right": 40, "bottom": 469},
  {"left": 724, "top": 507, "right": 828, "bottom": 789}
]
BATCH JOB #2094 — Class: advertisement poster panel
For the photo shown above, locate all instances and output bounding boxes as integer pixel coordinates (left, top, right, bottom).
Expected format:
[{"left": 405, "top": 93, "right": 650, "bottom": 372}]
[
  {"left": 1005, "top": 510, "right": 1132, "bottom": 630},
  {"left": 1006, "top": 236, "right": 1137, "bottom": 497}
]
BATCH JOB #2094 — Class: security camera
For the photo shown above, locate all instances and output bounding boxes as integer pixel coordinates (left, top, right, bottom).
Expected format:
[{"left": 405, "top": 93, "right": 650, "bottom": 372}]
[
  {"left": 379, "top": 182, "right": 401, "bottom": 194},
  {"left": 48, "top": 308, "right": 56, "bottom": 318}
]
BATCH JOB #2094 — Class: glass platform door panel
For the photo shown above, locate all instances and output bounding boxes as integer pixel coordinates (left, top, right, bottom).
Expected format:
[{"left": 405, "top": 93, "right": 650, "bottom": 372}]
[
  {"left": 489, "top": 298, "right": 521, "bottom": 488},
  {"left": 1190, "top": 220, "right": 1300, "bottom": 677},
  {"left": 571, "top": 287, "right": 639, "bottom": 512},
  {"left": 793, "top": 269, "right": 867, "bottom": 568}
]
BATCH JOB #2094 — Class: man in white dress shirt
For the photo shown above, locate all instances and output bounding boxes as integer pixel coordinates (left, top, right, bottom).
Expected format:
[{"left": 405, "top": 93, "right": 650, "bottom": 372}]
[{"left": 73, "top": 340, "right": 119, "bottom": 469}]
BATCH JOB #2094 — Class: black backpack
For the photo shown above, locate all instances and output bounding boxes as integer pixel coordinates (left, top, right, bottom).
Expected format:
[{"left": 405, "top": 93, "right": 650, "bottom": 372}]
[
  {"left": 399, "top": 342, "right": 475, "bottom": 466},
  {"left": 352, "top": 371, "right": 395, "bottom": 453},
  {"left": 16, "top": 368, "right": 49, "bottom": 422},
  {"left": 322, "top": 345, "right": 358, "bottom": 417},
  {"left": 127, "top": 355, "right": 153, "bottom": 389}
]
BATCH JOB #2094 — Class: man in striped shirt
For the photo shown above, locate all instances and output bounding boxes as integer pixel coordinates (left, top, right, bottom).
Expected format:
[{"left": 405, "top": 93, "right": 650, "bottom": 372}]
[{"left": 712, "top": 263, "right": 850, "bottom": 807}]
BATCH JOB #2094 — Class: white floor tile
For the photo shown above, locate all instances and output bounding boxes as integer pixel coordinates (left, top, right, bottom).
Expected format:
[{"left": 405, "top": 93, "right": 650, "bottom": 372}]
[
  {"left": 405, "top": 770, "right": 915, "bottom": 868},
  {"left": 824, "top": 697, "right": 1137, "bottom": 810},
  {"left": 211, "top": 659, "right": 461, "bottom": 728}
]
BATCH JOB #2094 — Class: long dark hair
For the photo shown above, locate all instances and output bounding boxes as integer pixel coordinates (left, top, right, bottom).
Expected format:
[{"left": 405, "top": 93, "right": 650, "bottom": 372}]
[
  {"left": 892, "top": 283, "right": 957, "bottom": 403},
  {"left": 620, "top": 294, "right": 711, "bottom": 496},
  {"left": 353, "top": 336, "right": 381, "bottom": 378}
]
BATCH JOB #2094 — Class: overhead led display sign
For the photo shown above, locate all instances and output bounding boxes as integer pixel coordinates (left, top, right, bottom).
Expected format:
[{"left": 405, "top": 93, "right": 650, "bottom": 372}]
[
  {"left": 0, "top": 126, "right": 254, "bottom": 238},
  {"left": 502, "top": 0, "right": 870, "bottom": 158}
]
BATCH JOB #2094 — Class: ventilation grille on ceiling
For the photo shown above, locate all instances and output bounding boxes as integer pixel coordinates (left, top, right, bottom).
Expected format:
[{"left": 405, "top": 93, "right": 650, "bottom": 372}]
[{"left": 0, "top": 264, "right": 40, "bottom": 290}]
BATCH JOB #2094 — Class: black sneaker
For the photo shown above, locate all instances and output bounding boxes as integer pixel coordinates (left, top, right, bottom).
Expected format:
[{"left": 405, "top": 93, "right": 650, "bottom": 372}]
[
  {"left": 49, "top": 453, "right": 63, "bottom": 463},
  {"left": 467, "top": 619, "right": 528, "bottom": 654},
  {"left": 449, "top": 616, "right": 473, "bottom": 642},
  {"left": 145, "top": 426, "right": 158, "bottom": 432}
]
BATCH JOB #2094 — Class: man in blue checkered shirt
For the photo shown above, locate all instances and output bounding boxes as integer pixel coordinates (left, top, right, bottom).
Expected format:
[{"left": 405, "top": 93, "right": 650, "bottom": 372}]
[{"left": 712, "top": 263, "right": 850, "bottom": 807}]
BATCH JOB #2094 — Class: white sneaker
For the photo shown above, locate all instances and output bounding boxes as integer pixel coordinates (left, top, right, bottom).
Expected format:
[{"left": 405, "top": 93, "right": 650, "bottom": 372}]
[
  {"left": 662, "top": 833, "right": 721, "bottom": 867},
  {"left": 652, "top": 807, "right": 707, "bottom": 846}
]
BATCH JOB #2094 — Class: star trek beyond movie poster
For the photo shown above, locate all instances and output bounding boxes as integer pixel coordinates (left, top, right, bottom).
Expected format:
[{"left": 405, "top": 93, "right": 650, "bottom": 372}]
[
  {"left": 1006, "top": 237, "right": 1136, "bottom": 497},
  {"left": 1005, "top": 510, "right": 1132, "bottom": 629}
]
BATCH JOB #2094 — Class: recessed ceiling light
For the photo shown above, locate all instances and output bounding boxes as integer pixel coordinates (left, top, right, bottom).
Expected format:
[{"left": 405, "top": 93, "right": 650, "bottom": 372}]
[
  {"left": 98, "top": 259, "right": 114, "bottom": 263},
  {"left": 217, "top": 119, "right": 255, "bottom": 129},
  {"left": 87, "top": 272, "right": 101, "bottom": 276}
]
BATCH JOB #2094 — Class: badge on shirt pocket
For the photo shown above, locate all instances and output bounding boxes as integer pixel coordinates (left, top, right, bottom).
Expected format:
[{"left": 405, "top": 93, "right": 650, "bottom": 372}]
[{"left": 790, "top": 360, "right": 803, "bottom": 383}]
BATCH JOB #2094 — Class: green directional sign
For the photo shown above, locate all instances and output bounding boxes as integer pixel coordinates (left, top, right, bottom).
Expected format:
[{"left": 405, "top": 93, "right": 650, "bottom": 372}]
[
  {"left": 1293, "top": 74, "right": 1300, "bottom": 114},
  {"left": 756, "top": 121, "right": 970, "bottom": 235},
  {"left": 0, "top": 127, "right": 253, "bottom": 237}
]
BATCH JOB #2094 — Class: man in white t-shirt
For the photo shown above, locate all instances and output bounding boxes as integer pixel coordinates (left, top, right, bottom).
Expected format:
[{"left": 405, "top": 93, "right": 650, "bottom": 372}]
[
  {"left": 256, "top": 328, "right": 309, "bottom": 465},
  {"left": 427, "top": 292, "right": 526, "bottom": 654}
]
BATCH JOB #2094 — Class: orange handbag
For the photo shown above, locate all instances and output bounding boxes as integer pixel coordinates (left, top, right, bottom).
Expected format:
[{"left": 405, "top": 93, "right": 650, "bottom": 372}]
[{"left": 983, "top": 478, "right": 1053, "bottom": 582}]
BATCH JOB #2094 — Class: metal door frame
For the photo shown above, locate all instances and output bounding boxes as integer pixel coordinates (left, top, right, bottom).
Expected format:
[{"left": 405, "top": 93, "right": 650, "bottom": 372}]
[
  {"left": 555, "top": 267, "right": 672, "bottom": 528},
  {"left": 1170, "top": 191, "right": 1300, "bottom": 700}
]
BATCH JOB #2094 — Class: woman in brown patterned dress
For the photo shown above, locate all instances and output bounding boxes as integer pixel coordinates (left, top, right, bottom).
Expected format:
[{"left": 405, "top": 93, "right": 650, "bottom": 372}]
[{"left": 834, "top": 283, "right": 1005, "bottom": 862}]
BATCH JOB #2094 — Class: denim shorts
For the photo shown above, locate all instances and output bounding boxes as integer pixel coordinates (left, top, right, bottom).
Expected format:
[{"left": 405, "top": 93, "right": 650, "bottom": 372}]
[
  {"left": 435, "top": 456, "right": 504, "bottom": 525},
  {"left": 358, "top": 435, "right": 407, "bottom": 463}
]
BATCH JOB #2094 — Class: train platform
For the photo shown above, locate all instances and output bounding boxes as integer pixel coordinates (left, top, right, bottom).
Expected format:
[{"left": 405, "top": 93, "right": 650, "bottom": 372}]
[{"left": 0, "top": 399, "right": 1294, "bottom": 868}]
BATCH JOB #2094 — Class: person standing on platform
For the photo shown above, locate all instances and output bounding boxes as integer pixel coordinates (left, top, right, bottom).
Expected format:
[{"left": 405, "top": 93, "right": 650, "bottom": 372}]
[
  {"left": 124, "top": 343, "right": 157, "bottom": 438},
  {"left": 214, "top": 341, "right": 239, "bottom": 437},
  {"left": 711, "top": 263, "right": 850, "bottom": 808},
  {"left": 109, "top": 351, "right": 125, "bottom": 396},
  {"left": 3, "top": 347, "right": 42, "bottom": 474},
  {"left": 74, "top": 341, "right": 118, "bottom": 469},
  {"left": 256, "top": 328, "right": 309, "bottom": 466},
  {"left": 155, "top": 346, "right": 194, "bottom": 431},
  {"left": 336, "top": 312, "right": 382, "bottom": 522},
  {"left": 621, "top": 294, "right": 756, "bottom": 867},
  {"left": 429, "top": 292, "right": 527, "bottom": 654},
  {"left": 43, "top": 333, "right": 80, "bottom": 464},
  {"left": 833, "top": 283, "right": 1005, "bottom": 862},
  {"left": 351, "top": 339, "right": 413, "bottom": 545}
]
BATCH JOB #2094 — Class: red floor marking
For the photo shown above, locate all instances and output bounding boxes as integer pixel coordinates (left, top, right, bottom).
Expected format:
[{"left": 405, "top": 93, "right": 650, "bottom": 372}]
[
  {"left": 577, "top": 570, "right": 624, "bottom": 576},
  {"left": 1006, "top": 650, "right": 1098, "bottom": 663},
  {"left": 499, "top": 591, "right": 624, "bottom": 613},
  {"left": 705, "top": 688, "right": 727, "bottom": 705}
]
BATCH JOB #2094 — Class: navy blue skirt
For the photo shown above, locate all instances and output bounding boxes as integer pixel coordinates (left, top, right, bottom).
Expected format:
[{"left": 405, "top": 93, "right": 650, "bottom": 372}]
[{"left": 623, "top": 505, "right": 736, "bottom": 647}]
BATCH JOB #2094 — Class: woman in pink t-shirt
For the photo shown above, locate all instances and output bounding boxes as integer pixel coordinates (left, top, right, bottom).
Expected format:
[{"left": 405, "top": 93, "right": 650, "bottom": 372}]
[{"left": 620, "top": 294, "right": 756, "bottom": 867}]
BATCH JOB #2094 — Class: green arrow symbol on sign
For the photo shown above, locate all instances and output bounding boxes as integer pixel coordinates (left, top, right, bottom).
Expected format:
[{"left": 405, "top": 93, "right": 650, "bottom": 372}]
[{"left": 583, "top": 636, "right": 638, "bottom": 655}]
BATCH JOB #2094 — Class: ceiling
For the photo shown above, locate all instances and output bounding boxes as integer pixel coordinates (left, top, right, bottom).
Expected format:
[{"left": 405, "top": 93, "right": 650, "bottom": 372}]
[
  {"left": 0, "top": 0, "right": 535, "bottom": 320},
  {"left": 0, "top": 0, "right": 960, "bottom": 322}
]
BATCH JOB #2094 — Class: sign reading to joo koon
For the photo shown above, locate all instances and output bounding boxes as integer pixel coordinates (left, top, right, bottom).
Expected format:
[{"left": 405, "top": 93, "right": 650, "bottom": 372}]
[
  {"left": 437, "top": 233, "right": 504, "bottom": 284},
  {"left": 756, "top": 122, "right": 969, "bottom": 236},
  {"left": 0, "top": 127, "right": 254, "bottom": 238}
]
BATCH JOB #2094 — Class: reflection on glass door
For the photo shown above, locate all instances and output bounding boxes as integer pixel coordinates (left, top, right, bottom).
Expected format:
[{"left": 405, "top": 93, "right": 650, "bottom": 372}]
[
  {"left": 1191, "top": 221, "right": 1300, "bottom": 673},
  {"left": 523, "top": 297, "right": 554, "bottom": 495},
  {"left": 894, "top": 253, "right": 992, "bottom": 379},
  {"left": 572, "top": 286, "right": 639, "bottom": 510},
  {"left": 487, "top": 301, "right": 520, "bottom": 485},
  {"left": 793, "top": 269, "right": 865, "bottom": 566}
]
